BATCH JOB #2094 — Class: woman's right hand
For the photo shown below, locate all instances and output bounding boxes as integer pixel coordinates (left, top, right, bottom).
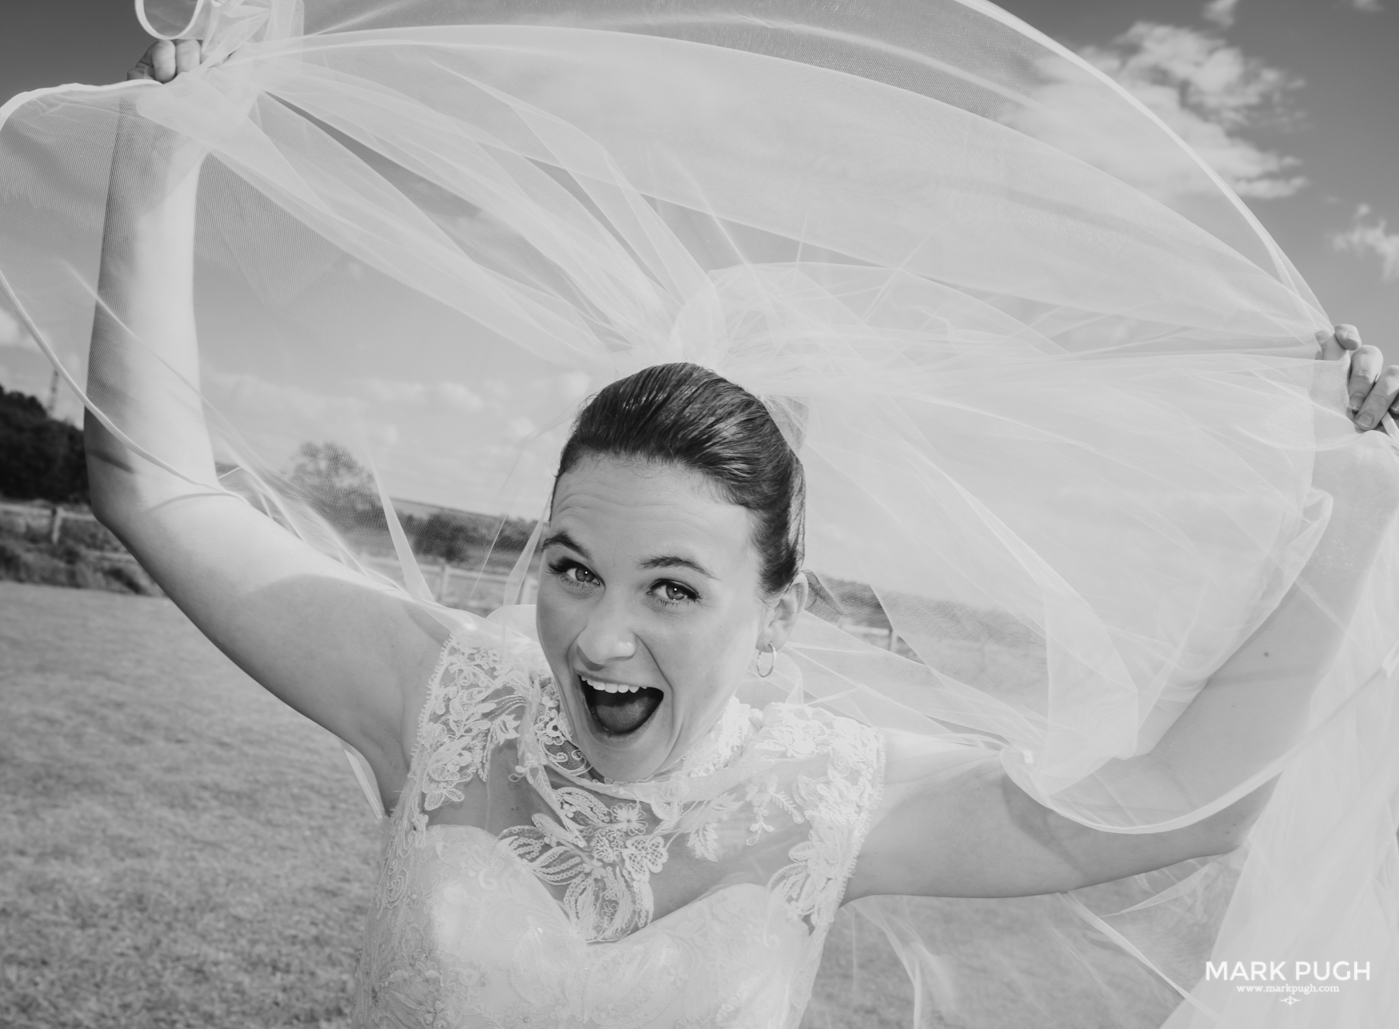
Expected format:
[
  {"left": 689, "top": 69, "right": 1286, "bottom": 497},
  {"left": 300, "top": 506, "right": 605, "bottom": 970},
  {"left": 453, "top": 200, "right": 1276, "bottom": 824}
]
[
  {"left": 127, "top": 38, "right": 205, "bottom": 83},
  {"left": 111, "top": 39, "right": 214, "bottom": 202}
]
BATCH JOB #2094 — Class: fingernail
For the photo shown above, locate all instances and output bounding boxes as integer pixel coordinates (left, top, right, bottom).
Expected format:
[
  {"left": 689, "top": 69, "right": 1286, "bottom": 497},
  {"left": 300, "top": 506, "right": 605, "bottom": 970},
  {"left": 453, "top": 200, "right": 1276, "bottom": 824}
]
[{"left": 1356, "top": 414, "right": 1374, "bottom": 429}]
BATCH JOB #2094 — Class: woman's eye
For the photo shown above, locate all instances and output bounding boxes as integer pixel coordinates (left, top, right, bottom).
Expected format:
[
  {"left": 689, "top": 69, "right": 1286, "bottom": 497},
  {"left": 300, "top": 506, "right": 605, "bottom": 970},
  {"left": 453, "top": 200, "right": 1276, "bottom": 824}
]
[
  {"left": 651, "top": 581, "right": 696, "bottom": 604},
  {"left": 549, "top": 560, "right": 598, "bottom": 588}
]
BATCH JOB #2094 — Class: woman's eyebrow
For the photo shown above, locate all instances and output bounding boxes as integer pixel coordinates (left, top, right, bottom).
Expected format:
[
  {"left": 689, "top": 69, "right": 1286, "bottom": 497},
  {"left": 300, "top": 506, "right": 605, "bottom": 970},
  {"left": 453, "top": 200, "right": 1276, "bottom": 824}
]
[
  {"left": 541, "top": 530, "right": 590, "bottom": 559},
  {"left": 640, "top": 554, "right": 717, "bottom": 579}
]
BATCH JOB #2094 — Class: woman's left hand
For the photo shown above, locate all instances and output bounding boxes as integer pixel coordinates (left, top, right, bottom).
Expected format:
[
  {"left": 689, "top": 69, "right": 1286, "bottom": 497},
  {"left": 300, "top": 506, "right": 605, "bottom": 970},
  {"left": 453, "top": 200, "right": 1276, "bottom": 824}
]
[{"left": 1319, "top": 324, "right": 1398, "bottom": 431}]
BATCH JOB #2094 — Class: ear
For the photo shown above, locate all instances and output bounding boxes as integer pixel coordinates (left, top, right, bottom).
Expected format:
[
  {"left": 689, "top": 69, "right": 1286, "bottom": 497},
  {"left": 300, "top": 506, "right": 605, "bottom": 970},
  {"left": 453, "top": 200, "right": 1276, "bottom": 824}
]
[{"left": 763, "top": 572, "right": 808, "bottom": 651}]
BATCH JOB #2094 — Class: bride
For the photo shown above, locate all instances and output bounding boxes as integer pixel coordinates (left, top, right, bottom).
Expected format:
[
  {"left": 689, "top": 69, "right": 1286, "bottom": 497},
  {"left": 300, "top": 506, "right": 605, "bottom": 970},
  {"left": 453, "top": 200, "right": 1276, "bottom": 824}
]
[{"left": 7, "top": 2, "right": 1399, "bottom": 1025}]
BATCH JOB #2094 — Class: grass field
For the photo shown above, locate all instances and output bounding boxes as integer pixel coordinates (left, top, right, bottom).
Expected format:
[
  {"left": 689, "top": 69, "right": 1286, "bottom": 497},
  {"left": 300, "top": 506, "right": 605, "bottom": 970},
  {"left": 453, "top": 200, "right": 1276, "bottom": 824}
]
[
  {"left": 0, "top": 582, "right": 1179, "bottom": 1028},
  {"left": 1, "top": 583, "right": 379, "bottom": 1028}
]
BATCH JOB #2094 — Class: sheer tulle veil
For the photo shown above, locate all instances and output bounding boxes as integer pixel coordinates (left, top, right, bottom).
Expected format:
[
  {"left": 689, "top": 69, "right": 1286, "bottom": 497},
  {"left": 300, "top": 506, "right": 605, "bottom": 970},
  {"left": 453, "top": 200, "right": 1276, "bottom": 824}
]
[{"left": 3, "top": 0, "right": 1398, "bottom": 1024}]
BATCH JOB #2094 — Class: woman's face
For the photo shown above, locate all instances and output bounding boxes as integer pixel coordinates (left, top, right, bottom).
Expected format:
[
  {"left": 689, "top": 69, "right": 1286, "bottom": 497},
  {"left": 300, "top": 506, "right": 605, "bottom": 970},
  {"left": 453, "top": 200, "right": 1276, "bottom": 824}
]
[{"left": 536, "top": 454, "right": 778, "bottom": 782}]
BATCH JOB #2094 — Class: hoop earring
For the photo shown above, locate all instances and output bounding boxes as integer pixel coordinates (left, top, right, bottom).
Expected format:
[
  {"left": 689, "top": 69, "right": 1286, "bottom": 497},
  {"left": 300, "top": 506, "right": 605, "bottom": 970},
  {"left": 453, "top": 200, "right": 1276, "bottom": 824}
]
[{"left": 756, "top": 642, "right": 776, "bottom": 679}]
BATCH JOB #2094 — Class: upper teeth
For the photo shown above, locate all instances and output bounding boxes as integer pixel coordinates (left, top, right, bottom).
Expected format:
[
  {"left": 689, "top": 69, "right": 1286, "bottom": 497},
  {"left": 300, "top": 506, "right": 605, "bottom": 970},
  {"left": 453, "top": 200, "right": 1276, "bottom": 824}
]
[{"left": 584, "top": 678, "right": 642, "bottom": 694}]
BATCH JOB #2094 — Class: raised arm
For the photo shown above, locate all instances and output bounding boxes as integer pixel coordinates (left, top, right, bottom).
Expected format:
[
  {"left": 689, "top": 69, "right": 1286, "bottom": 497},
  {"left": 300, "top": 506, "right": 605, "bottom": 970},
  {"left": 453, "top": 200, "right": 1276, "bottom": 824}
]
[
  {"left": 85, "top": 41, "right": 441, "bottom": 808},
  {"left": 848, "top": 333, "right": 1399, "bottom": 900}
]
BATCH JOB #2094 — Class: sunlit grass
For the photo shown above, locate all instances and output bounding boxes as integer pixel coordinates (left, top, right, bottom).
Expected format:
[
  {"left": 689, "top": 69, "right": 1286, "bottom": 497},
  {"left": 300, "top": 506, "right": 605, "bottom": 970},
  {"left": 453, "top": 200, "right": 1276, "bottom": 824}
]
[{"left": 0, "top": 582, "right": 381, "bottom": 1028}]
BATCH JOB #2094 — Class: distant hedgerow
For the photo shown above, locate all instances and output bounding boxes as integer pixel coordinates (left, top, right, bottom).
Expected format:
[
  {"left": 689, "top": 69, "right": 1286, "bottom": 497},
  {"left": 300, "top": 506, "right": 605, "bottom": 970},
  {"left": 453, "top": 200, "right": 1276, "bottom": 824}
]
[{"left": 0, "top": 386, "right": 87, "bottom": 503}]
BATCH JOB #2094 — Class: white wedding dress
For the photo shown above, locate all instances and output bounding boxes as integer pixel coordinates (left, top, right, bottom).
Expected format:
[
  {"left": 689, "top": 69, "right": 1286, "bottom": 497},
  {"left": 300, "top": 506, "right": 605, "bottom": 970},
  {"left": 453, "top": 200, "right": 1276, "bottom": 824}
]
[{"left": 352, "top": 627, "right": 884, "bottom": 1029}]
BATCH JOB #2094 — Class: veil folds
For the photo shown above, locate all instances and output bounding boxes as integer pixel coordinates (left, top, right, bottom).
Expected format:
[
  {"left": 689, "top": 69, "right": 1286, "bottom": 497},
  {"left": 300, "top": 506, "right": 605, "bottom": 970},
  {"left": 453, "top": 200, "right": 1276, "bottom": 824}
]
[{"left": 3, "top": 0, "right": 1398, "bottom": 1023}]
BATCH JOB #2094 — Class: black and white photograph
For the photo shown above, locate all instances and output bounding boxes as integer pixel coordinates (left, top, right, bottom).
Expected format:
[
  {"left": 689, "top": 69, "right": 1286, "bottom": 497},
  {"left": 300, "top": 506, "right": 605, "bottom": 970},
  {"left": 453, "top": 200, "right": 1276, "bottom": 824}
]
[{"left": 2, "top": 1, "right": 1397, "bottom": 1026}]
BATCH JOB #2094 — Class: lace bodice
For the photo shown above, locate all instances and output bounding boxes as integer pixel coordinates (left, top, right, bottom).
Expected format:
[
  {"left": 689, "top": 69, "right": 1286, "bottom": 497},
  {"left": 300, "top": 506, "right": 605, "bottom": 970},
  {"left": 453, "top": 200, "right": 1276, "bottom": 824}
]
[{"left": 352, "top": 627, "right": 885, "bottom": 1029}]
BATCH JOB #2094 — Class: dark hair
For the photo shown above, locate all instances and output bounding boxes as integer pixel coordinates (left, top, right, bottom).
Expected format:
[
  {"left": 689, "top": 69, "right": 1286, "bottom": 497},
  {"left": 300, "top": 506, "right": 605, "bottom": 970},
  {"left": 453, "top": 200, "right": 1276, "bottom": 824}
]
[{"left": 555, "top": 363, "right": 805, "bottom": 597}]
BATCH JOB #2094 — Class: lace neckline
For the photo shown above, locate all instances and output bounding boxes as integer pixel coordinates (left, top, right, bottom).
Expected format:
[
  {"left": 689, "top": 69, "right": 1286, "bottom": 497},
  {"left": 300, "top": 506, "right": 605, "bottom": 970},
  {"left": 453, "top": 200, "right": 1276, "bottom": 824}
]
[
  {"left": 388, "top": 635, "right": 884, "bottom": 945},
  {"left": 521, "top": 671, "right": 760, "bottom": 806}
]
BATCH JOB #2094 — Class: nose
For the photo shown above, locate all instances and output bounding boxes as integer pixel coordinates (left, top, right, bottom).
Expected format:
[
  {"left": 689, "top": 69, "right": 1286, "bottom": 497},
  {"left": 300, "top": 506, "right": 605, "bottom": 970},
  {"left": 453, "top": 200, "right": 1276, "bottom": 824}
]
[{"left": 575, "top": 606, "right": 638, "bottom": 667}]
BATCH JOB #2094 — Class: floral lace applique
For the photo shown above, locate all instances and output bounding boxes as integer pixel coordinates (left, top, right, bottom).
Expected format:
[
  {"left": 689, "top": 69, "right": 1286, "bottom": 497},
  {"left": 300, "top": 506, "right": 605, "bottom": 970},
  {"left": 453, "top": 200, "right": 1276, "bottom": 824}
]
[
  {"left": 357, "top": 632, "right": 886, "bottom": 1027},
  {"left": 500, "top": 792, "right": 669, "bottom": 942},
  {"left": 497, "top": 675, "right": 757, "bottom": 942},
  {"left": 379, "top": 631, "right": 883, "bottom": 942},
  {"left": 375, "top": 639, "right": 535, "bottom": 914},
  {"left": 419, "top": 643, "right": 532, "bottom": 803}
]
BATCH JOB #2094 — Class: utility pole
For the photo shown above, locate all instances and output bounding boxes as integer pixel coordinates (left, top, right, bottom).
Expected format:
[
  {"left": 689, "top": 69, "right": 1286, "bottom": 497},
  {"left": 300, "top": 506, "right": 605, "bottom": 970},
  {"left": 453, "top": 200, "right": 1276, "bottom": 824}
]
[{"left": 45, "top": 366, "right": 60, "bottom": 415}]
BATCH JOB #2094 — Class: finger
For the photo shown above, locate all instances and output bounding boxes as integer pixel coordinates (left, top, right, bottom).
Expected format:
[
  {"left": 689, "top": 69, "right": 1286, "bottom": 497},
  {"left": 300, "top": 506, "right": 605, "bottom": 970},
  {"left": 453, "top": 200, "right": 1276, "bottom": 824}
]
[
  {"left": 173, "top": 38, "right": 202, "bottom": 76},
  {"left": 1353, "top": 365, "right": 1399, "bottom": 431},
  {"left": 150, "top": 40, "right": 176, "bottom": 83},
  {"left": 1348, "top": 345, "right": 1384, "bottom": 412},
  {"left": 1317, "top": 329, "right": 1347, "bottom": 362},
  {"left": 126, "top": 42, "right": 158, "bottom": 81},
  {"left": 1334, "top": 324, "right": 1363, "bottom": 352}
]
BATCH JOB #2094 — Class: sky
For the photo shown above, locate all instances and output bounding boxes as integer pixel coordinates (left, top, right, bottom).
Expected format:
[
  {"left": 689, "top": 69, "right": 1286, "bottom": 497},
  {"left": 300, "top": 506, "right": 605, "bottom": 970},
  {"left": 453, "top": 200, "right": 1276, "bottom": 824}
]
[
  {"left": 0, "top": 0, "right": 1396, "bottom": 514},
  {"left": 995, "top": 0, "right": 1399, "bottom": 352}
]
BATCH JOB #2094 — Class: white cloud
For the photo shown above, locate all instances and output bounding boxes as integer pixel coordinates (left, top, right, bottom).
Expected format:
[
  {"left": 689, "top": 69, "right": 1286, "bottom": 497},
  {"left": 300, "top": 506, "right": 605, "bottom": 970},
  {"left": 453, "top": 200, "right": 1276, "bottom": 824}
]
[
  {"left": 0, "top": 306, "right": 37, "bottom": 350},
  {"left": 1345, "top": 0, "right": 1384, "bottom": 12},
  {"left": 1080, "top": 23, "right": 1306, "bottom": 199},
  {"left": 207, "top": 370, "right": 362, "bottom": 421},
  {"left": 202, "top": 370, "right": 374, "bottom": 464},
  {"left": 180, "top": 366, "right": 573, "bottom": 515},
  {"left": 358, "top": 377, "right": 485, "bottom": 413},
  {"left": 1087, "top": 24, "right": 1299, "bottom": 130},
  {"left": 1331, "top": 205, "right": 1399, "bottom": 282},
  {"left": 479, "top": 377, "right": 513, "bottom": 402},
  {"left": 1203, "top": 0, "right": 1243, "bottom": 28},
  {"left": 555, "top": 371, "right": 592, "bottom": 403}
]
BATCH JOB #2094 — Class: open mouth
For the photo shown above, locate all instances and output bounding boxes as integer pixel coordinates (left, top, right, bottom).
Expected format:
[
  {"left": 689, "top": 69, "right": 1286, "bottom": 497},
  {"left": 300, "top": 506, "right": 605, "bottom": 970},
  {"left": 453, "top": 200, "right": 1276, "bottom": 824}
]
[{"left": 579, "top": 676, "right": 664, "bottom": 737}]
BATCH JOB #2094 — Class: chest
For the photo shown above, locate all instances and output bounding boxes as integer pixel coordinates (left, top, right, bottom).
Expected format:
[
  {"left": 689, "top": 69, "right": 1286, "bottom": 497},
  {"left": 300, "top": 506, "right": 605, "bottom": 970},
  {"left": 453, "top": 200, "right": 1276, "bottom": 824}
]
[
  {"left": 360, "top": 822, "right": 816, "bottom": 1028},
  {"left": 404, "top": 734, "right": 856, "bottom": 936}
]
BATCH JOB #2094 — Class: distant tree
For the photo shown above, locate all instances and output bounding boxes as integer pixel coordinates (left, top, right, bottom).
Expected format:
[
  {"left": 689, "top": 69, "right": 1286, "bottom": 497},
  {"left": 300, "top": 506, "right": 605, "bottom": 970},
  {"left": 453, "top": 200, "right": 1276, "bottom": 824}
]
[
  {"left": 286, "top": 441, "right": 384, "bottom": 531},
  {"left": 413, "top": 510, "right": 538, "bottom": 566},
  {"left": 414, "top": 512, "right": 471, "bottom": 564},
  {"left": 0, "top": 387, "right": 87, "bottom": 504},
  {"left": 497, "top": 515, "right": 537, "bottom": 551}
]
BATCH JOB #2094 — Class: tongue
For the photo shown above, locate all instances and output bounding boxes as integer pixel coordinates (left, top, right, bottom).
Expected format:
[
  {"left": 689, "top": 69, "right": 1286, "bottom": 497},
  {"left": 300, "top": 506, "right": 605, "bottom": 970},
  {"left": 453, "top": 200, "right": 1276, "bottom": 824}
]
[{"left": 589, "top": 685, "right": 663, "bottom": 735}]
